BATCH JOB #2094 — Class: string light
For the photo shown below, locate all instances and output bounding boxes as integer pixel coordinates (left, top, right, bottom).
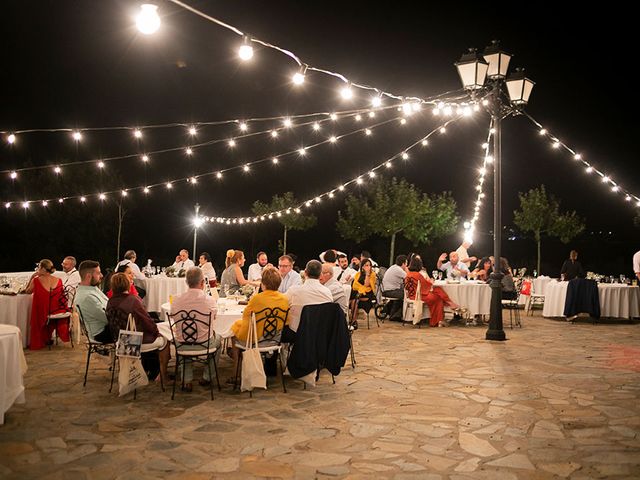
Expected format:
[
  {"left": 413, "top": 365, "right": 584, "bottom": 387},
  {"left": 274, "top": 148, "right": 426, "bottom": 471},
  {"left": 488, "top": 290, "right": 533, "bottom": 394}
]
[
  {"left": 355, "top": 114, "right": 362, "bottom": 121},
  {"left": 238, "top": 122, "right": 248, "bottom": 132},
  {"left": 228, "top": 139, "right": 236, "bottom": 147},
  {"left": 340, "top": 83, "right": 354, "bottom": 100},
  {"left": 7, "top": 134, "right": 16, "bottom": 144},
  {"left": 401, "top": 152, "right": 409, "bottom": 160},
  {"left": 421, "top": 139, "right": 428, "bottom": 146},
  {"left": 136, "top": 4, "right": 161, "bottom": 35},
  {"left": 238, "top": 36, "right": 254, "bottom": 61},
  {"left": 133, "top": 129, "right": 143, "bottom": 139},
  {"left": 283, "top": 118, "right": 293, "bottom": 128},
  {"left": 371, "top": 96, "right": 382, "bottom": 107},
  {"left": 185, "top": 147, "right": 193, "bottom": 155},
  {"left": 80, "top": 196, "right": 86, "bottom": 203},
  {"left": 58, "top": 198, "right": 63, "bottom": 204},
  {"left": 330, "top": 113, "right": 338, "bottom": 121},
  {"left": 54, "top": 166, "right": 61, "bottom": 174},
  {"left": 10, "top": 171, "right": 17, "bottom": 179},
  {"left": 365, "top": 129, "right": 372, "bottom": 136},
  {"left": 272, "top": 157, "right": 279, "bottom": 164},
  {"left": 312, "top": 123, "right": 320, "bottom": 131},
  {"left": 72, "top": 131, "right": 82, "bottom": 141},
  {"left": 188, "top": 126, "right": 197, "bottom": 136},
  {"left": 271, "top": 130, "right": 279, "bottom": 138},
  {"left": 97, "top": 161, "right": 105, "bottom": 169},
  {"left": 142, "top": 154, "right": 149, "bottom": 162}
]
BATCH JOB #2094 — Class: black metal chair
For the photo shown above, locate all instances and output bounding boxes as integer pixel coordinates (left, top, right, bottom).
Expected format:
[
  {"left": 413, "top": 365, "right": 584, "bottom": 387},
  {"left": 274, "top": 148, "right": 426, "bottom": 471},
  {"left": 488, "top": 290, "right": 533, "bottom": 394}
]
[
  {"left": 167, "top": 309, "right": 221, "bottom": 400},
  {"left": 233, "top": 306, "right": 289, "bottom": 394},
  {"left": 75, "top": 304, "right": 116, "bottom": 389},
  {"left": 47, "top": 284, "right": 74, "bottom": 348},
  {"left": 502, "top": 278, "right": 523, "bottom": 329}
]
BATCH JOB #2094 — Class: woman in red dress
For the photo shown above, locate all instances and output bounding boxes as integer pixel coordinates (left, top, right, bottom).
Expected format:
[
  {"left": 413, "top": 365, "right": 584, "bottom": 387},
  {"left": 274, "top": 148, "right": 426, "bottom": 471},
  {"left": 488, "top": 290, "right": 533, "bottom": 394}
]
[
  {"left": 404, "top": 256, "right": 459, "bottom": 327},
  {"left": 24, "top": 259, "right": 70, "bottom": 349}
]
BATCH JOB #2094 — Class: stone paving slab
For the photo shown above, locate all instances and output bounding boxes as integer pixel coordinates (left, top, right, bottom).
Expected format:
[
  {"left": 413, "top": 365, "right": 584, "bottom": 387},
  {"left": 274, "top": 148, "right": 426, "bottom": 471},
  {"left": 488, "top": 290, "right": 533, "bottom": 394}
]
[{"left": 1, "top": 315, "right": 640, "bottom": 479}]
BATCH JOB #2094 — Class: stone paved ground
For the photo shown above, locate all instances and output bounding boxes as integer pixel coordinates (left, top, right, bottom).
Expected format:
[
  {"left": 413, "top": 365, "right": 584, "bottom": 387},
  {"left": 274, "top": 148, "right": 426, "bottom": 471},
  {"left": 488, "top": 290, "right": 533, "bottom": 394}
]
[{"left": 1, "top": 314, "right": 640, "bottom": 479}]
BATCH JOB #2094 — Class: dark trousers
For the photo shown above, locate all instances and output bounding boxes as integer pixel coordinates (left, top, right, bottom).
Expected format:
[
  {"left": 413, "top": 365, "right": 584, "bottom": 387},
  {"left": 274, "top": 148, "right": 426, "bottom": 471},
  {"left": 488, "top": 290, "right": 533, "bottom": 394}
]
[
  {"left": 383, "top": 289, "right": 404, "bottom": 319},
  {"left": 281, "top": 325, "right": 297, "bottom": 344}
]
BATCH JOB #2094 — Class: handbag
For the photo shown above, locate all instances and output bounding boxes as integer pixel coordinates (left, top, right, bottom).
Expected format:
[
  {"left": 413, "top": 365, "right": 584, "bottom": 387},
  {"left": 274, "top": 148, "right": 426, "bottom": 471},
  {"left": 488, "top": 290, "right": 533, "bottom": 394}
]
[
  {"left": 116, "top": 314, "right": 148, "bottom": 396},
  {"left": 240, "top": 312, "right": 267, "bottom": 392},
  {"left": 412, "top": 278, "right": 423, "bottom": 325}
]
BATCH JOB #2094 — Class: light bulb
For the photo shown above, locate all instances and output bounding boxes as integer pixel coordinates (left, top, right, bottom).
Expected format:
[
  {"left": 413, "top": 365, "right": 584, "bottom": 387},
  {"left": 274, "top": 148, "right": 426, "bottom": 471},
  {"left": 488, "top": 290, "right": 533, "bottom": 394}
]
[
  {"left": 22, "top": 201, "right": 29, "bottom": 209},
  {"left": 239, "top": 122, "right": 248, "bottom": 131},
  {"left": 338, "top": 185, "right": 345, "bottom": 191},
  {"left": 330, "top": 113, "right": 338, "bottom": 121},
  {"left": 80, "top": 196, "right": 87, "bottom": 203},
  {"left": 42, "top": 201, "right": 48, "bottom": 207},
  {"left": 432, "top": 108, "right": 440, "bottom": 115},
  {"left": 272, "top": 157, "right": 279, "bottom": 164},
  {"left": 99, "top": 193, "right": 106, "bottom": 201},
  {"left": 54, "top": 166, "right": 61, "bottom": 174},
  {"left": 552, "top": 142, "right": 560, "bottom": 149},
  {"left": 400, "top": 118, "right": 407, "bottom": 125},
  {"left": 292, "top": 72, "right": 305, "bottom": 85},
  {"left": 72, "top": 131, "right": 82, "bottom": 141},
  {"left": 298, "top": 148, "right": 306, "bottom": 156},
  {"left": 365, "top": 129, "right": 372, "bottom": 136},
  {"left": 10, "top": 171, "right": 17, "bottom": 179},
  {"left": 440, "top": 127, "right": 446, "bottom": 134},
  {"left": 315, "top": 197, "right": 321, "bottom": 203},
  {"left": 142, "top": 154, "right": 149, "bottom": 162},
  {"left": 539, "top": 129, "right": 547, "bottom": 135},
  {"left": 602, "top": 176, "right": 609, "bottom": 183},
  {"left": 625, "top": 195, "right": 631, "bottom": 201},
  {"left": 238, "top": 43, "right": 254, "bottom": 61},
  {"left": 586, "top": 167, "right": 593, "bottom": 173},
  {"left": 356, "top": 177, "right": 363, "bottom": 184},
  {"left": 243, "top": 164, "right": 250, "bottom": 172},
  {"left": 133, "top": 129, "right": 142, "bottom": 138},
  {"left": 486, "top": 155, "right": 494, "bottom": 163},
  {"left": 574, "top": 154, "right": 582, "bottom": 160},
  {"left": 463, "top": 107, "right": 472, "bottom": 116},
  {"left": 443, "top": 106, "right": 453, "bottom": 116},
  {"left": 271, "top": 130, "right": 278, "bottom": 138},
  {"left": 216, "top": 172, "right": 223, "bottom": 179},
  {"left": 421, "top": 139, "right": 428, "bottom": 146},
  {"left": 371, "top": 96, "right": 382, "bottom": 107},
  {"left": 295, "top": 208, "right": 301, "bottom": 213},
  {"left": 136, "top": 4, "right": 161, "bottom": 35},
  {"left": 340, "top": 85, "right": 353, "bottom": 100},
  {"left": 355, "top": 114, "right": 362, "bottom": 121},
  {"left": 283, "top": 118, "right": 292, "bottom": 128},
  {"left": 7, "top": 134, "right": 16, "bottom": 144},
  {"left": 482, "top": 142, "right": 489, "bottom": 149},
  {"left": 228, "top": 139, "right": 236, "bottom": 147},
  {"left": 143, "top": 187, "right": 150, "bottom": 194},
  {"left": 185, "top": 148, "right": 193, "bottom": 155},
  {"left": 368, "top": 171, "right": 376, "bottom": 178},
  {"left": 612, "top": 186, "right": 619, "bottom": 192},
  {"left": 368, "top": 111, "right": 375, "bottom": 118},
  {"left": 312, "top": 123, "right": 320, "bottom": 131},
  {"left": 166, "top": 182, "right": 172, "bottom": 189},
  {"left": 188, "top": 126, "right": 197, "bottom": 136},
  {"left": 385, "top": 161, "right": 392, "bottom": 168},
  {"left": 402, "top": 153, "right": 409, "bottom": 160},
  {"left": 329, "top": 136, "right": 337, "bottom": 143},
  {"left": 58, "top": 198, "right": 63, "bottom": 203},
  {"left": 97, "top": 161, "right": 105, "bottom": 169}
]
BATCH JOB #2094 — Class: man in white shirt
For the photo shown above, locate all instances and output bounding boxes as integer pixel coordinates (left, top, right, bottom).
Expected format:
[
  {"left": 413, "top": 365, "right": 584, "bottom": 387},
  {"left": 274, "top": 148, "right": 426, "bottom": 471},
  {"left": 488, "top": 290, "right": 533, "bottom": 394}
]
[
  {"left": 116, "top": 250, "right": 146, "bottom": 281},
  {"left": 634, "top": 250, "right": 640, "bottom": 281},
  {"left": 54, "top": 256, "right": 81, "bottom": 289},
  {"left": 278, "top": 254, "right": 302, "bottom": 293},
  {"left": 381, "top": 254, "right": 408, "bottom": 320},
  {"left": 437, "top": 251, "right": 469, "bottom": 279},
  {"left": 334, "top": 254, "right": 357, "bottom": 284},
  {"left": 320, "top": 262, "right": 348, "bottom": 315},
  {"left": 248, "top": 251, "right": 270, "bottom": 282},
  {"left": 170, "top": 267, "right": 219, "bottom": 390},
  {"left": 172, "top": 249, "right": 195, "bottom": 271},
  {"left": 455, "top": 241, "right": 477, "bottom": 268},
  {"left": 282, "top": 260, "right": 332, "bottom": 342}
]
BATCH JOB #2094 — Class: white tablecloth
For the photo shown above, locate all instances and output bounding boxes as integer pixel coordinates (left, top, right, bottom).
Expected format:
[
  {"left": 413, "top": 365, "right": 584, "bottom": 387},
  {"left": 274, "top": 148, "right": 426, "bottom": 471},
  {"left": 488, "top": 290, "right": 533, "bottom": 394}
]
[
  {"left": 137, "top": 276, "right": 189, "bottom": 312},
  {"left": 533, "top": 276, "right": 553, "bottom": 295},
  {"left": 0, "top": 324, "right": 27, "bottom": 425},
  {"left": 160, "top": 298, "right": 244, "bottom": 338},
  {"left": 543, "top": 280, "right": 640, "bottom": 319},
  {"left": 433, "top": 280, "right": 492, "bottom": 316},
  {"left": 0, "top": 294, "right": 32, "bottom": 348}
]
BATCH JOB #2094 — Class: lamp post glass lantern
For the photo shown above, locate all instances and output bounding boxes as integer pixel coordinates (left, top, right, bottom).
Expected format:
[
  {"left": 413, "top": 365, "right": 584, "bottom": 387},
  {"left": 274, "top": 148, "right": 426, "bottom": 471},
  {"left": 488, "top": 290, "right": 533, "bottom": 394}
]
[{"left": 455, "top": 41, "right": 534, "bottom": 341}]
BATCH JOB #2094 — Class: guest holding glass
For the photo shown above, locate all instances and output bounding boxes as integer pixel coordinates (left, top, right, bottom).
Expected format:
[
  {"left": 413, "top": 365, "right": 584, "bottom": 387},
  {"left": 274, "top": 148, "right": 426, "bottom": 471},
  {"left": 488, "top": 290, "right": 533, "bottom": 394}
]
[{"left": 24, "top": 259, "right": 71, "bottom": 349}]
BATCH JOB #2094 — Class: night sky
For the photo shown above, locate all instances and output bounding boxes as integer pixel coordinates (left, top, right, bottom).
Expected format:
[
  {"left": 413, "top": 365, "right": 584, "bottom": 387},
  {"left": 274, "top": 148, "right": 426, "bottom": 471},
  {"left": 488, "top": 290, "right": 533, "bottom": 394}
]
[{"left": 1, "top": 1, "right": 638, "bottom": 275}]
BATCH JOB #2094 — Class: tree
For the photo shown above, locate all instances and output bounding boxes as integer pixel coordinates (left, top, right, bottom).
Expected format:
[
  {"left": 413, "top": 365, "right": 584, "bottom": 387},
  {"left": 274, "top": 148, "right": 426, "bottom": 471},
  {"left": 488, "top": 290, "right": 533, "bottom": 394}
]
[
  {"left": 252, "top": 192, "right": 316, "bottom": 254},
  {"left": 336, "top": 177, "right": 459, "bottom": 265},
  {"left": 513, "top": 185, "right": 585, "bottom": 274}
]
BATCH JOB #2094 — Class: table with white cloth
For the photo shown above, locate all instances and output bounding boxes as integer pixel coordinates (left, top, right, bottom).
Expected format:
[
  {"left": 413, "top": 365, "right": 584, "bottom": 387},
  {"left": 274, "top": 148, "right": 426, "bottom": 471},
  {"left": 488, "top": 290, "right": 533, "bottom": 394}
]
[
  {"left": 432, "top": 280, "right": 492, "bottom": 316},
  {"left": 160, "top": 297, "right": 244, "bottom": 338},
  {"left": 542, "top": 280, "right": 640, "bottom": 319},
  {"left": 136, "top": 275, "right": 189, "bottom": 312},
  {"left": 533, "top": 276, "right": 553, "bottom": 296},
  {"left": 0, "top": 294, "right": 32, "bottom": 348},
  {"left": 0, "top": 324, "right": 28, "bottom": 425}
]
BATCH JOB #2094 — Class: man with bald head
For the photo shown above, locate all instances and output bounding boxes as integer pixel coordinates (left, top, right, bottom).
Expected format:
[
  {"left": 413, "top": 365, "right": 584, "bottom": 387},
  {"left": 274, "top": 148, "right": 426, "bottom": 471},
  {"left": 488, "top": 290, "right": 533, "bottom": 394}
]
[
  {"left": 437, "top": 251, "right": 469, "bottom": 280},
  {"left": 172, "top": 249, "right": 195, "bottom": 270}
]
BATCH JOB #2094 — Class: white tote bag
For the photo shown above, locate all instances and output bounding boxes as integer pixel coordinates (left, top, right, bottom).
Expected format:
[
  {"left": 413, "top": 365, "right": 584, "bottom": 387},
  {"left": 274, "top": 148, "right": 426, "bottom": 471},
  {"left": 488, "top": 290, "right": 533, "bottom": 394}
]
[
  {"left": 412, "top": 279, "right": 423, "bottom": 325},
  {"left": 117, "top": 314, "right": 148, "bottom": 396},
  {"left": 241, "top": 312, "right": 267, "bottom": 392}
]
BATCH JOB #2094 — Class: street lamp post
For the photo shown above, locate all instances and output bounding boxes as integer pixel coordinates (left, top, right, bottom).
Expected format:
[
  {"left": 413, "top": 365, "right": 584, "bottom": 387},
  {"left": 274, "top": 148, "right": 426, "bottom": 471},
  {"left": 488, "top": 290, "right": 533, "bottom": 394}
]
[
  {"left": 193, "top": 203, "right": 201, "bottom": 257},
  {"left": 455, "top": 41, "right": 535, "bottom": 341}
]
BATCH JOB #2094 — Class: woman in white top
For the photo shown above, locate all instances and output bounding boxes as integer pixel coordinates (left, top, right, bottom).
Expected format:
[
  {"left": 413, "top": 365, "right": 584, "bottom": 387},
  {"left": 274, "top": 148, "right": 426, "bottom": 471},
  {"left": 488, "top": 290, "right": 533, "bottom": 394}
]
[{"left": 198, "top": 252, "right": 217, "bottom": 286}]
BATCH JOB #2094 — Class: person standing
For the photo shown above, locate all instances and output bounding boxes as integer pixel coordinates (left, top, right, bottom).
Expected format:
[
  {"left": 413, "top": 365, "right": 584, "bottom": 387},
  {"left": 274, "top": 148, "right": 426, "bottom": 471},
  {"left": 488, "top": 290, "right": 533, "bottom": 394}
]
[
  {"left": 560, "top": 250, "right": 585, "bottom": 281},
  {"left": 633, "top": 249, "right": 640, "bottom": 282}
]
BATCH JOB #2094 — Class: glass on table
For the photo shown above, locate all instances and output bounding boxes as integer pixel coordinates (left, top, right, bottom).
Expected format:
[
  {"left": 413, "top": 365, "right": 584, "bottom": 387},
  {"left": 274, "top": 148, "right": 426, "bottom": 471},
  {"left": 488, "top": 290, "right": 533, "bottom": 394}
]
[
  {"left": 432, "top": 270, "right": 438, "bottom": 280},
  {"left": 437, "top": 271, "right": 443, "bottom": 281}
]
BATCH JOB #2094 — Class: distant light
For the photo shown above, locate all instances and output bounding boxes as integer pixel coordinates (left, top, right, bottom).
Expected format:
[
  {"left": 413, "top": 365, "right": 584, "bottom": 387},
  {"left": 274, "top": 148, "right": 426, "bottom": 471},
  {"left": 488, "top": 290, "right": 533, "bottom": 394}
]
[
  {"left": 298, "top": 148, "right": 306, "bottom": 156},
  {"left": 292, "top": 72, "right": 305, "bottom": 85},
  {"left": 7, "top": 134, "right": 16, "bottom": 144},
  {"left": 489, "top": 128, "right": 496, "bottom": 134},
  {"left": 482, "top": 99, "right": 489, "bottom": 106},
  {"left": 166, "top": 182, "right": 172, "bottom": 189},
  {"left": 356, "top": 177, "right": 363, "bottom": 184},
  {"left": 443, "top": 106, "right": 453, "bottom": 116},
  {"left": 243, "top": 164, "right": 250, "bottom": 172},
  {"left": 133, "top": 129, "right": 142, "bottom": 139},
  {"left": 330, "top": 113, "right": 338, "bottom": 121},
  {"left": 421, "top": 139, "right": 428, "bottom": 146},
  {"left": 355, "top": 114, "right": 362, "bottom": 121},
  {"left": 272, "top": 157, "right": 279, "bottom": 164},
  {"left": 312, "top": 123, "right": 320, "bottom": 131},
  {"left": 440, "top": 127, "right": 446, "bottom": 134},
  {"left": 72, "top": 131, "right": 82, "bottom": 141},
  {"left": 482, "top": 142, "right": 489, "bottom": 149},
  {"left": 365, "top": 129, "right": 372, "bottom": 136},
  {"left": 143, "top": 187, "right": 150, "bottom": 194},
  {"left": 602, "top": 176, "right": 610, "bottom": 183},
  {"left": 486, "top": 155, "right": 494, "bottom": 163},
  {"left": 188, "top": 126, "right": 197, "bottom": 136},
  {"left": 185, "top": 148, "right": 193, "bottom": 155},
  {"left": 228, "top": 139, "right": 236, "bottom": 147},
  {"left": 402, "top": 152, "right": 409, "bottom": 160},
  {"left": 142, "top": 154, "right": 149, "bottom": 162},
  {"left": 10, "top": 171, "right": 17, "bottom": 179},
  {"left": 625, "top": 195, "right": 631, "bottom": 201},
  {"left": 385, "top": 161, "right": 392, "bottom": 168},
  {"left": 80, "top": 196, "right": 86, "bottom": 203},
  {"left": 4, "top": 202, "right": 10, "bottom": 209},
  {"left": 586, "top": 167, "right": 593, "bottom": 173},
  {"left": 239, "top": 122, "right": 248, "bottom": 132},
  {"left": 22, "top": 201, "right": 29, "bottom": 209},
  {"left": 216, "top": 172, "right": 223, "bottom": 179},
  {"left": 368, "top": 111, "right": 375, "bottom": 118},
  {"left": 136, "top": 4, "right": 161, "bottom": 35},
  {"left": 539, "top": 129, "right": 547, "bottom": 135},
  {"left": 329, "top": 136, "right": 337, "bottom": 143},
  {"left": 42, "top": 200, "right": 48, "bottom": 207},
  {"left": 371, "top": 96, "right": 382, "bottom": 107},
  {"left": 340, "top": 85, "right": 353, "bottom": 100},
  {"left": 612, "top": 186, "right": 619, "bottom": 192},
  {"left": 368, "top": 171, "right": 376, "bottom": 178},
  {"left": 58, "top": 198, "right": 63, "bottom": 203},
  {"left": 54, "top": 166, "right": 61, "bottom": 174},
  {"left": 194, "top": 217, "right": 204, "bottom": 228},
  {"left": 400, "top": 118, "right": 407, "bottom": 125},
  {"left": 97, "top": 161, "right": 105, "bottom": 169},
  {"left": 99, "top": 193, "right": 106, "bottom": 200},
  {"left": 238, "top": 44, "right": 254, "bottom": 61},
  {"left": 552, "top": 141, "right": 560, "bottom": 149},
  {"left": 271, "top": 130, "right": 279, "bottom": 138},
  {"left": 283, "top": 118, "right": 292, "bottom": 128},
  {"left": 574, "top": 154, "right": 582, "bottom": 160}
]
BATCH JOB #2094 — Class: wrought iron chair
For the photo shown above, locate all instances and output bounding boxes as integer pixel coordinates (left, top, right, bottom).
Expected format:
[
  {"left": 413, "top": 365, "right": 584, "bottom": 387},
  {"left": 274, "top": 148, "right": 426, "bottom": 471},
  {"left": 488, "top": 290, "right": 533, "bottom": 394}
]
[
  {"left": 233, "top": 306, "right": 289, "bottom": 394},
  {"left": 502, "top": 277, "right": 523, "bottom": 328},
  {"left": 47, "top": 284, "right": 73, "bottom": 348},
  {"left": 75, "top": 304, "right": 116, "bottom": 389},
  {"left": 167, "top": 309, "right": 221, "bottom": 400}
]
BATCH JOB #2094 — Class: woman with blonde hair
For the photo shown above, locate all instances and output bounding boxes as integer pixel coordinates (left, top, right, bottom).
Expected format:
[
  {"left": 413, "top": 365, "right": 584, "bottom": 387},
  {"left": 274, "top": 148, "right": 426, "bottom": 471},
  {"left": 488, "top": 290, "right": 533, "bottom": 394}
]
[
  {"left": 24, "top": 259, "right": 71, "bottom": 349},
  {"left": 219, "top": 249, "right": 259, "bottom": 297}
]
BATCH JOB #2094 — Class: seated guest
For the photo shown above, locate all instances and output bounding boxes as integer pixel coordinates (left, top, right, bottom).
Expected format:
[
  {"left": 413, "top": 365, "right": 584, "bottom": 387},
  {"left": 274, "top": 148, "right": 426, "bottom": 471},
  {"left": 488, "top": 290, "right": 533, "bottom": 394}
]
[
  {"left": 198, "top": 252, "right": 217, "bottom": 285},
  {"left": 455, "top": 241, "right": 477, "bottom": 268},
  {"left": 219, "top": 249, "right": 259, "bottom": 296},
  {"left": 349, "top": 256, "right": 361, "bottom": 271},
  {"left": 437, "top": 251, "right": 469, "bottom": 279},
  {"left": 106, "top": 273, "right": 170, "bottom": 383},
  {"left": 74, "top": 260, "right": 112, "bottom": 343},
  {"left": 500, "top": 257, "right": 517, "bottom": 299},
  {"left": 320, "top": 249, "right": 337, "bottom": 264},
  {"left": 106, "top": 264, "right": 140, "bottom": 298},
  {"left": 334, "top": 254, "right": 357, "bottom": 284},
  {"left": 278, "top": 254, "right": 302, "bottom": 293},
  {"left": 283, "top": 260, "right": 332, "bottom": 343},
  {"left": 320, "top": 262, "right": 348, "bottom": 315},
  {"left": 247, "top": 251, "right": 270, "bottom": 282},
  {"left": 471, "top": 257, "right": 493, "bottom": 281},
  {"left": 350, "top": 259, "right": 377, "bottom": 320},
  {"left": 116, "top": 250, "right": 146, "bottom": 281},
  {"left": 405, "top": 256, "right": 459, "bottom": 327},
  {"left": 382, "top": 255, "right": 408, "bottom": 320},
  {"left": 171, "top": 249, "right": 195, "bottom": 271},
  {"left": 53, "top": 256, "right": 81, "bottom": 289},
  {"left": 360, "top": 250, "right": 378, "bottom": 268},
  {"left": 24, "top": 259, "right": 71, "bottom": 349},
  {"left": 170, "top": 267, "right": 219, "bottom": 392},
  {"left": 560, "top": 250, "right": 585, "bottom": 281}
]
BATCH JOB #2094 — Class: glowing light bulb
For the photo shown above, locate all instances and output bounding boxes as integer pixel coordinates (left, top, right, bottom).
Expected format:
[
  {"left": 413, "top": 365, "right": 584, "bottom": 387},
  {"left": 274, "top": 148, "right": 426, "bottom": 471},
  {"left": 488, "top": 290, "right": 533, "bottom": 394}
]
[
  {"left": 400, "top": 118, "right": 407, "bottom": 125},
  {"left": 440, "top": 127, "right": 446, "bottom": 134},
  {"left": 185, "top": 148, "right": 193, "bottom": 155},
  {"left": 464, "top": 221, "right": 471, "bottom": 229},
  {"left": 602, "top": 176, "right": 610, "bottom": 183},
  {"left": 238, "top": 41, "right": 254, "bottom": 61},
  {"left": 72, "top": 131, "right": 82, "bottom": 141},
  {"left": 305, "top": 201, "right": 312, "bottom": 207},
  {"left": 10, "top": 171, "right": 17, "bottom": 179},
  {"left": 166, "top": 182, "right": 172, "bottom": 189},
  {"left": 271, "top": 130, "right": 278, "bottom": 138},
  {"left": 586, "top": 167, "right": 593, "bottom": 173},
  {"left": 143, "top": 187, "right": 150, "bottom": 194},
  {"left": 490, "top": 128, "right": 496, "bottom": 134},
  {"left": 371, "top": 96, "right": 382, "bottom": 107},
  {"left": 479, "top": 167, "right": 487, "bottom": 175},
  {"left": 142, "top": 154, "right": 149, "bottom": 162},
  {"left": 97, "top": 161, "right": 105, "bottom": 169},
  {"left": 482, "top": 143, "right": 489, "bottom": 149},
  {"left": 625, "top": 195, "right": 631, "bottom": 201},
  {"left": 292, "top": 72, "right": 305, "bottom": 85},
  {"left": 402, "top": 152, "right": 409, "bottom": 160},
  {"left": 243, "top": 164, "right": 250, "bottom": 172},
  {"left": 190, "top": 177, "right": 197, "bottom": 184},
  {"left": 365, "top": 129, "right": 372, "bottom": 136},
  {"left": 432, "top": 108, "right": 440, "bottom": 115},
  {"left": 368, "top": 171, "right": 376, "bottom": 178},
  {"left": 482, "top": 99, "right": 489, "bottom": 106},
  {"left": 356, "top": 177, "right": 363, "bottom": 185},
  {"left": 272, "top": 157, "right": 279, "bottom": 164},
  {"left": 355, "top": 114, "right": 362, "bottom": 121},
  {"left": 338, "top": 185, "right": 345, "bottom": 191},
  {"left": 54, "top": 166, "right": 61, "bottom": 174},
  {"left": 7, "top": 134, "right": 16, "bottom": 144},
  {"left": 298, "top": 148, "right": 306, "bottom": 156},
  {"left": 612, "top": 186, "right": 619, "bottom": 192},
  {"left": 486, "top": 155, "right": 494, "bottom": 163},
  {"left": 474, "top": 104, "right": 480, "bottom": 111},
  {"left": 22, "top": 201, "right": 29, "bottom": 209},
  {"left": 574, "top": 154, "right": 582, "bottom": 160},
  {"left": 188, "top": 126, "right": 197, "bottom": 136},
  {"left": 216, "top": 172, "right": 222, "bottom": 179},
  {"left": 133, "top": 129, "right": 142, "bottom": 138},
  {"left": 443, "top": 106, "right": 453, "bottom": 116},
  {"left": 4, "top": 202, "right": 10, "bottom": 208},
  {"left": 340, "top": 85, "right": 353, "bottom": 100},
  {"left": 99, "top": 193, "right": 106, "bottom": 200},
  {"left": 539, "top": 129, "right": 547, "bottom": 135},
  {"left": 239, "top": 122, "right": 248, "bottom": 132},
  {"left": 80, "top": 196, "right": 87, "bottom": 203},
  {"left": 283, "top": 118, "right": 292, "bottom": 128},
  {"left": 385, "top": 161, "right": 392, "bottom": 168},
  {"left": 58, "top": 198, "right": 63, "bottom": 203},
  {"left": 552, "top": 142, "right": 560, "bottom": 149},
  {"left": 421, "top": 139, "right": 428, "bottom": 146},
  {"left": 136, "top": 4, "right": 161, "bottom": 35},
  {"left": 479, "top": 193, "right": 486, "bottom": 198},
  {"left": 329, "top": 136, "right": 337, "bottom": 143},
  {"left": 402, "top": 103, "right": 413, "bottom": 115},
  {"left": 42, "top": 200, "right": 48, "bottom": 207},
  {"left": 330, "top": 113, "right": 338, "bottom": 121},
  {"left": 312, "top": 123, "right": 320, "bottom": 131},
  {"left": 228, "top": 139, "right": 236, "bottom": 147},
  {"left": 369, "top": 111, "right": 375, "bottom": 118},
  {"left": 315, "top": 197, "right": 321, "bottom": 203}
]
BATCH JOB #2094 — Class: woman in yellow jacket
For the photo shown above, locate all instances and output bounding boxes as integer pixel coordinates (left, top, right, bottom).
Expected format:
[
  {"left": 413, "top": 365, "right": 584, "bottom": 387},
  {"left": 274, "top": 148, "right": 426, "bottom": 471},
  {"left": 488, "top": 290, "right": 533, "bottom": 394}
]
[
  {"left": 350, "top": 259, "right": 377, "bottom": 322},
  {"left": 229, "top": 267, "right": 289, "bottom": 383}
]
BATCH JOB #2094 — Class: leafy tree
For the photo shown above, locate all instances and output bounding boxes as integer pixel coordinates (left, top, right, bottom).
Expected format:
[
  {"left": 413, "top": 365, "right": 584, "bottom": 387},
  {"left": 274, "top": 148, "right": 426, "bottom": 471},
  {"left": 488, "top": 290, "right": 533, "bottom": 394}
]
[
  {"left": 252, "top": 192, "right": 316, "bottom": 254},
  {"left": 513, "top": 185, "right": 585, "bottom": 274},
  {"left": 336, "top": 177, "right": 459, "bottom": 265}
]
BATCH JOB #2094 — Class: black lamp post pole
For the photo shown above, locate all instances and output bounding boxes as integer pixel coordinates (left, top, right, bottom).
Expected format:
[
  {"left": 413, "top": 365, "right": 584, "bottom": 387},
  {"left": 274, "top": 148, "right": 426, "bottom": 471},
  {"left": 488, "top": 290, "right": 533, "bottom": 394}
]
[{"left": 486, "top": 81, "right": 506, "bottom": 341}]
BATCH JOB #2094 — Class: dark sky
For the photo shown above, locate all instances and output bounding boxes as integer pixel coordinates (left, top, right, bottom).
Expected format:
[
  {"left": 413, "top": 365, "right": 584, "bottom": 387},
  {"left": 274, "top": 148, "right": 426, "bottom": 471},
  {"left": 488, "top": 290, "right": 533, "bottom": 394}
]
[{"left": 1, "top": 1, "right": 638, "bottom": 274}]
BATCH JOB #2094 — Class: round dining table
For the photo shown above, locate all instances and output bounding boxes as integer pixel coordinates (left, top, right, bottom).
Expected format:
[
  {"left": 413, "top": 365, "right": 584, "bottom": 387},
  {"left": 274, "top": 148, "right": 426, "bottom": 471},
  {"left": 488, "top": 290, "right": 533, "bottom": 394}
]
[{"left": 0, "top": 294, "right": 32, "bottom": 348}]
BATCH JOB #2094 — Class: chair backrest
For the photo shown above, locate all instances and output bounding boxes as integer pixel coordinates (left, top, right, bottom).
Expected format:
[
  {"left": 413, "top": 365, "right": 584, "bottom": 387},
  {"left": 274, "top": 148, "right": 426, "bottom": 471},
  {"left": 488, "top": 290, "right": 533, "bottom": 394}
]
[
  {"left": 252, "top": 306, "right": 289, "bottom": 341},
  {"left": 49, "top": 284, "right": 70, "bottom": 314},
  {"left": 404, "top": 275, "right": 421, "bottom": 301},
  {"left": 64, "top": 284, "right": 77, "bottom": 307},
  {"left": 166, "top": 309, "right": 212, "bottom": 346}
]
